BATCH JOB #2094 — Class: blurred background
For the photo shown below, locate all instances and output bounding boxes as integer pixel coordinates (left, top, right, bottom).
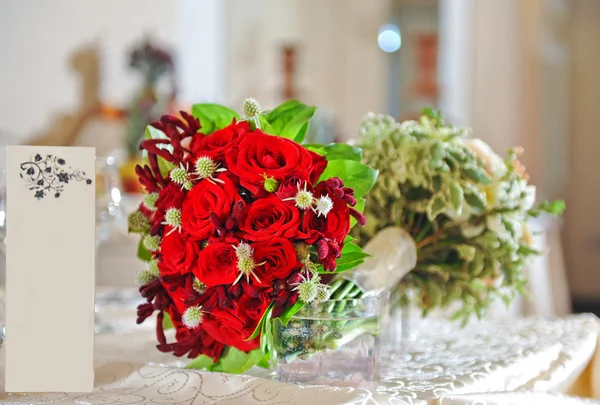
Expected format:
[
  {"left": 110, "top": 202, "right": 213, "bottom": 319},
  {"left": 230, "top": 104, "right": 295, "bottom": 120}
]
[{"left": 0, "top": 0, "right": 598, "bottom": 316}]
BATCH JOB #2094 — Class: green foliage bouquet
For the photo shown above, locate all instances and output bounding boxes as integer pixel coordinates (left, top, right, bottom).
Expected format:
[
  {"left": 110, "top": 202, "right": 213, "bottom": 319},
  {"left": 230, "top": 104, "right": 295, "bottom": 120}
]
[{"left": 352, "top": 109, "right": 564, "bottom": 321}]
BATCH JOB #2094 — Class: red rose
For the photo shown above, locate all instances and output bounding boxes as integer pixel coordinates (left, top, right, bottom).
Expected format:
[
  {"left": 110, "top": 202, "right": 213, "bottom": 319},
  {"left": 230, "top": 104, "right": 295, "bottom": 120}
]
[
  {"left": 159, "top": 230, "right": 201, "bottom": 275},
  {"left": 226, "top": 132, "right": 318, "bottom": 197},
  {"left": 156, "top": 182, "right": 186, "bottom": 212},
  {"left": 302, "top": 196, "right": 350, "bottom": 244},
  {"left": 190, "top": 120, "right": 250, "bottom": 162},
  {"left": 238, "top": 195, "right": 301, "bottom": 241},
  {"left": 252, "top": 238, "right": 301, "bottom": 285},
  {"left": 181, "top": 174, "right": 239, "bottom": 239},
  {"left": 194, "top": 243, "right": 238, "bottom": 287},
  {"left": 237, "top": 285, "right": 270, "bottom": 321},
  {"left": 202, "top": 307, "right": 260, "bottom": 352}
]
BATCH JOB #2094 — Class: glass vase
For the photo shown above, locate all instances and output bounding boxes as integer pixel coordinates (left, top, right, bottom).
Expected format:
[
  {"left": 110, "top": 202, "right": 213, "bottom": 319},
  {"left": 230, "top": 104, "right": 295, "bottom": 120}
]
[{"left": 272, "top": 293, "right": 386, "bottom": 386}]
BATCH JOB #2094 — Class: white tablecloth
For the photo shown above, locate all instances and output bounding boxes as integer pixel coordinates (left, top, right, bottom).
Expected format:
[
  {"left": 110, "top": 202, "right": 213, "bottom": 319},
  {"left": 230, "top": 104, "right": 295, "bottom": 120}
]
[{"left": 0, "top": 296, "right": 598, "bottom": 405}]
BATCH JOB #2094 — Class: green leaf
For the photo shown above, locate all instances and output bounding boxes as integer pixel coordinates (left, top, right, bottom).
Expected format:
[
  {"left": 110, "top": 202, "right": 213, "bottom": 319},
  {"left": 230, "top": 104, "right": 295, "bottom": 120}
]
[
  {"left": 303, "top": 144, "right": 326, "bottom": 155},
  {"left": 529, "top": 200, "right": 565, "bottom": 217},
  {"left": 185, "top": 355, "right": 215, "bottom": 370},
  {"left": 264, "top": 100, "right": 316, "bottom": 143},
  {"left": 350, "top": 198, "right": 365, "bottom": 229},
  {"left": 429, "top": 141, "right": 444, "bottom": 169},
  {"left": 427, "top": 195, "right": 446, "bottom": 220},
  {"left": 191, "top": 103, "right": 240, "bottom": 135},
  {"left": 162, "top": 311, "right": 174, "bottom": 330},
  {"left": 258, "top": 115, "right": 278, "bottom": 136},
  {"left": 207, "top": 347, "right": 264, "bottom": 374},
  {"left": 137, "top": 238, "right": 152, "bottom": 261},
  {"left": 318, "top": 160, "right": 378, "bottom": 198},
  {"left": 463, "top": 183, "right": 486, "bottom": 212},
  {"left": 246, "top": 302, "right": 274, "bottom": 341},
  {"left": 449, "top": 182, "right": 464, "bottom": 214},
  {"left": 322, "top": 143, "right": 363, "bottom": 161},
  {"left": 463, "top": 166, "right": 492, "bottom": 185},
  {"left": 278, "top": 300, "right": 305, "bottom": 326},
  {"left": 145, "top": 125, "right": 169, "bottom": 141}
]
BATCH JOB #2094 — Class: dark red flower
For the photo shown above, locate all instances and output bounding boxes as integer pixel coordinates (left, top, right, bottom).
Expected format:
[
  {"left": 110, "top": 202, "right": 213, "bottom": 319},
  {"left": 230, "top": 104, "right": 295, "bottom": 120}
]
[{"left": 301, "top": 196, "right": 350, "bottom": 244}]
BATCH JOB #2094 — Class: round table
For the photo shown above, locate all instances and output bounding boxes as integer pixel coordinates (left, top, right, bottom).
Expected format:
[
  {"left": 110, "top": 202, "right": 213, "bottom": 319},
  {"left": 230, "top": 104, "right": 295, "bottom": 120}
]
[{"left": 0, "top": 291, "right": 598, "bottom": 405}]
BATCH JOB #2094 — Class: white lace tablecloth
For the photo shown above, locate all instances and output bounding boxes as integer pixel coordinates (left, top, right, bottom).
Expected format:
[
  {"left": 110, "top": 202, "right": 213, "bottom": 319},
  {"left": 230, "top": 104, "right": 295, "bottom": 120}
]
[{"left": 0, "top": 295, "right": 598, "bottom": 405}]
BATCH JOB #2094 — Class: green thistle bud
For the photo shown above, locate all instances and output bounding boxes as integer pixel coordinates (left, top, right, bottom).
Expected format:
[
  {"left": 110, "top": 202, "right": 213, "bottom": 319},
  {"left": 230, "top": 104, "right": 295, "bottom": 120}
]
[
  {"left": 164, "top": 208, "right": 182, "bottom": 228},
  {"left": 143, "top": 234, "right": 161, "bottom": 252},
  {"left": 135, "top": 269, "right": 158, "bottom": 286},
  {"left": 143, "top": 192, "right": 159, "bottom": 211},
  {"left": 314, "top": 285, "right": 331, "bottom": 302},
  {"left": 263, "top": 175, "right": 279, "bottom": 193},
  {"left": 170, "top": 166, "right": 188, "bottom": 183},
  {"left": 294, "top": 243, "right": 311, "bottom": 261},
  {"left": 183, "top": 180, "right": 194, "bottom": 191},
  {"left": 195, "top": 156, "right": 218, "bottom": 180},
  {"left": 243, "top": 97, "right": 261, "bottom": 118},
  {"left": 193, "top": 277, "right": 206, "bottom": 294},
  {"left": 128, "top": 210, "right": 149, "bottom": 233},
  {"left": 147, "top": 260, "right": 160, "bottom": 277},
  {"left": 298, "top": 280, "right": 319, "bottom": 303},
  {"left": 182, "top": 306, "right": 204, "bottom": 329}
]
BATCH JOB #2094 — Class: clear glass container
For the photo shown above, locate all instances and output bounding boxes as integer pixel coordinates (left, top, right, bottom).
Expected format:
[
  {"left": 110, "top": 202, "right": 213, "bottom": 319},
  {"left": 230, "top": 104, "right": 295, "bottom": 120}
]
[{"left": 272, "top": 293, "right": 387, "bottom": 386}]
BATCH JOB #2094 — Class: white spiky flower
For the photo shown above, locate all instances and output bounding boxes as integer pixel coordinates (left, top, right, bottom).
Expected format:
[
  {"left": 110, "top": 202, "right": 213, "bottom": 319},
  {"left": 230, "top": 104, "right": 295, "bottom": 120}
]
[
  {"left": 194, "top": 156, "right": 226, "bottom": 184},
  {"left": 235, "top": 257, "right": 262, "bottom": 284},
  {"left": 169, "top": 164, "right": 193, "bottom": 191},
  {"left": 143, "top": 234, "right": 161, "bottom": 252},
  {"left": 182, "top": 306, "right": 204, "bottom": 329},
  {"left": 285, "top": 183, "right": 314, "bottom": 210},
  {"left": 234, "top": 242, "right": 253, "bottom": 260},
  {"left": 314, "top": 195, "right": 334, "bottom": 217},
  {"left": 162, "top": 208, "right": 182, "bottom": 235},
  {"left": 143, "top": 192, "right": 159, "bottom": 211}
]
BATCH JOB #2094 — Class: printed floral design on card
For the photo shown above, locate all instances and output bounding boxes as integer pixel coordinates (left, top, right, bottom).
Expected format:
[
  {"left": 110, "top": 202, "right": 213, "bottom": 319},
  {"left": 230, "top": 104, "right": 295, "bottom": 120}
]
[{"left": 20, "top": 153, "right": 93, "bottom": 199}]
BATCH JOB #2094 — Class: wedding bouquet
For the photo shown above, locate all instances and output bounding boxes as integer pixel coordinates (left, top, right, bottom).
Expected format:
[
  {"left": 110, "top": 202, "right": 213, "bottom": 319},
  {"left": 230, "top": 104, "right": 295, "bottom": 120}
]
[
  {"left": 129, "top": 99, "right": 376, "bottom": 373},
  {"left": 353, "top": 109, "right": 564, "bottom": 321}
]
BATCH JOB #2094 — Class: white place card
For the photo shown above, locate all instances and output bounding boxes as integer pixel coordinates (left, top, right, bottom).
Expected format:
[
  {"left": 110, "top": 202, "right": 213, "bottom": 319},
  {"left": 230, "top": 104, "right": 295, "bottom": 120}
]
[{"left": 5, "top": 146, "right": 95, "bottom": 392}]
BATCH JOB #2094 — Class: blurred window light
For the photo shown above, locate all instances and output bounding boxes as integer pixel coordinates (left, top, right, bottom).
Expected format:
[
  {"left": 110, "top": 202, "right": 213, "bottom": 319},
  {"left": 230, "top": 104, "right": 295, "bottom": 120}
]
[{"left": 378, "top": 24, "right": 401, "bottom": 53}]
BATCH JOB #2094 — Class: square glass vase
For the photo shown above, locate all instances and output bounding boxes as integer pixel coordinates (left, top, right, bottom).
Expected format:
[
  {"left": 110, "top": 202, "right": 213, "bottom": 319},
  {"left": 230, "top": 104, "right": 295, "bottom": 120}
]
[{"left": 271, "top": 293, "right": 387, "bottom": 386}]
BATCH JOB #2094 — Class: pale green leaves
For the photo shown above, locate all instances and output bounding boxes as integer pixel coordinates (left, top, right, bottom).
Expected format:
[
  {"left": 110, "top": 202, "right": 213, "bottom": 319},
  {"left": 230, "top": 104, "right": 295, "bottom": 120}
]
[
  {"left": 261, "top": 100, "right": 315, "bottom": 143},
  {"left": 191, "top": 103, "right": 240, "bottom": 135},
  {"left": 318, "top": 160, "right": 378, "bottom": 199}
]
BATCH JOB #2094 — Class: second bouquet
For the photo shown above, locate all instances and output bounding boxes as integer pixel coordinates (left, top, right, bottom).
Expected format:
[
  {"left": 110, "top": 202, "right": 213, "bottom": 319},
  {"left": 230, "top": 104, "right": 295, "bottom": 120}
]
[{"left": 129, "top": 98, "right": 378, "bottom": 377}]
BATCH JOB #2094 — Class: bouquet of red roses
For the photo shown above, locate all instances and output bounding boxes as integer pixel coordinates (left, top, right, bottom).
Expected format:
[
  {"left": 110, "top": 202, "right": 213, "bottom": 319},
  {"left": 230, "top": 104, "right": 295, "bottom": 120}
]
[{"left": 129, "top": 99, "right": 377, "bottom": 372}]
